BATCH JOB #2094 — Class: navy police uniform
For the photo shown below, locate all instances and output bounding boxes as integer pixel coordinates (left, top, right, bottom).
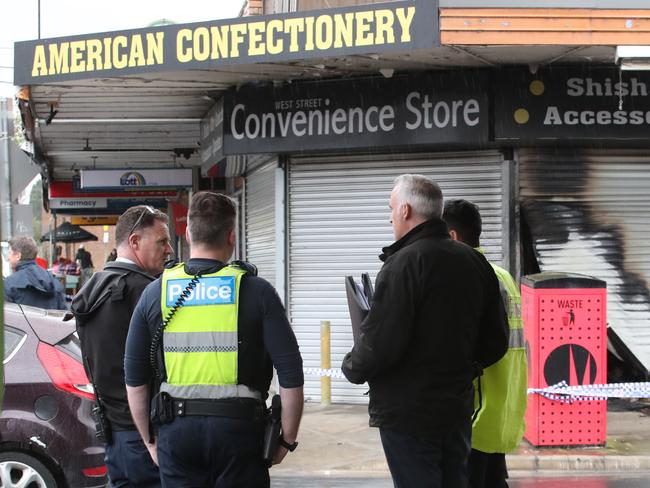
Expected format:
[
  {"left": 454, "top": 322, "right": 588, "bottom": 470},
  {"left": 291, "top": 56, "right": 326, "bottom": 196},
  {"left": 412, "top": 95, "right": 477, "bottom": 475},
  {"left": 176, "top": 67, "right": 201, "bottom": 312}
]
[{"left": 125, "top": 259, "right": 303, "bottom": 487}]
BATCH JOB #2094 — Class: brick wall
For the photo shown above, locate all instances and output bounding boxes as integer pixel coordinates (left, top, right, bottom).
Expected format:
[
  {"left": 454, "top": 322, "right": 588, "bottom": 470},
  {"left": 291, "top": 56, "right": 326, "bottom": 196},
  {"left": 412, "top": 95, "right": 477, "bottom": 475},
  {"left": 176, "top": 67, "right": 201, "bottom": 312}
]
[
  {"left": 244, "top": 0, "right": 264, "bottom": 16},
  {"left": 39, "top": 210, "right": 116, "bottom": 268}
]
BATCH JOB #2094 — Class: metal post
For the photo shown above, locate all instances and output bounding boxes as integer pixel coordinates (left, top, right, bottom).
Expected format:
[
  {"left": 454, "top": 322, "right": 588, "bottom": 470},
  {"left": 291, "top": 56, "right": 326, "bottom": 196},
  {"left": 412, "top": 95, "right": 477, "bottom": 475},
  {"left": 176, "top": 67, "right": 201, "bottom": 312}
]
[
  {"left": 48, "top": 213, "right": 56, "bottom": 268},
  {"left": 320, "top": 320, "right": 331, "bottom": 405},
  {"left": 0, "top": 217, "right": 4, "bottom": 407},
  {"left": 0, "top": 100, "right": 12, "bottom": 240}
]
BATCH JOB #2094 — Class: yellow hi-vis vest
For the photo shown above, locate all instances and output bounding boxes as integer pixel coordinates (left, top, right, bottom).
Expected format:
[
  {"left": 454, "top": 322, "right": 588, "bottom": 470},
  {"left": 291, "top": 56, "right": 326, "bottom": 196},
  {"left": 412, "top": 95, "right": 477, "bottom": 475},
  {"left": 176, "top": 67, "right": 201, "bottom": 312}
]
[
  {"left": 472, "top": 249, "right": 528, "bottom": 454},
  {"left": 160, "top": 263, "right": 258, "bottom": 400}
]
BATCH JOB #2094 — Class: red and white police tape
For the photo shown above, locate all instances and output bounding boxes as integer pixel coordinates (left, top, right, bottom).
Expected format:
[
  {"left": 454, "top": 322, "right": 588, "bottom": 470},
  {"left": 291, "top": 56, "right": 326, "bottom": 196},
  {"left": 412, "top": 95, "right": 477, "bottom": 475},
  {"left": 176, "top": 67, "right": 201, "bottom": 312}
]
[{"left": 303, "top": 369, "right": 650, "bottom": 403}]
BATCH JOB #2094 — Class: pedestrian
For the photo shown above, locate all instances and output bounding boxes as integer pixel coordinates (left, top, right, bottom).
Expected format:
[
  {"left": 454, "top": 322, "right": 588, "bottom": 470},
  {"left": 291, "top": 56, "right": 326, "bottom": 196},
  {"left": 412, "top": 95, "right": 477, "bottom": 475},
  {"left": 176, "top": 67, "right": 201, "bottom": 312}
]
[
  {"left": 443, "top": 199, "right": 527, "bottom": 488},
  {"left": 341, "top": 174, "right": 509, "bottom": 488},
  {"left": 125, "top": 191, "right": 304, "bottom": 487},
  {"left": 107, "top": 248, "right": 118, "bottom": 262},
  {"left": 71, "top": 205, "right": 173, "bottom": 487},
  {"left": 52, "top": 245, "right": 78, "bottom": 276},
  {"left": 4, "top": 236, "right": 66, "bottom": 310},
  {"left": 75, "top": 244, "right": 94, "bottom": 288}
]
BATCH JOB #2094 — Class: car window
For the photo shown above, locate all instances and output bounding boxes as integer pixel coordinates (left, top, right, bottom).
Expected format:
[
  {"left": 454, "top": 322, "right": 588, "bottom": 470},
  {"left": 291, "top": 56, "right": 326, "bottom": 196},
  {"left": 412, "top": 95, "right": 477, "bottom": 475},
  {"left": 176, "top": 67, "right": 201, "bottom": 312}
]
[
  {"left": 4, "top": 326, "right": 27, "bottom": 364},
  {"left": 56, "top": 333, "right": 82, "bottom": 363}
]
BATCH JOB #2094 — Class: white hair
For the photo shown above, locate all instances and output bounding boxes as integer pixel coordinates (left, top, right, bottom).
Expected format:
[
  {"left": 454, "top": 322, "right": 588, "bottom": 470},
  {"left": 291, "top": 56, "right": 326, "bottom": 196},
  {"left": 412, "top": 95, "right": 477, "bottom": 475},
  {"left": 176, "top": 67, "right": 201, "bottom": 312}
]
[{"left": 393, "top": 174, "right": 443, "bottom": 220}]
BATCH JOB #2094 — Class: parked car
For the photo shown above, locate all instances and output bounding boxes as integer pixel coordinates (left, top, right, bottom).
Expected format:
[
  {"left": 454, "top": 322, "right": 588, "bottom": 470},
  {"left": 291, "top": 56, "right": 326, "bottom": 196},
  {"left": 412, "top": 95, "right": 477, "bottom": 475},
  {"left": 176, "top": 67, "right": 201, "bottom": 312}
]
[{"left": 1, "top": 303, "right": 107, "bottom": 487}]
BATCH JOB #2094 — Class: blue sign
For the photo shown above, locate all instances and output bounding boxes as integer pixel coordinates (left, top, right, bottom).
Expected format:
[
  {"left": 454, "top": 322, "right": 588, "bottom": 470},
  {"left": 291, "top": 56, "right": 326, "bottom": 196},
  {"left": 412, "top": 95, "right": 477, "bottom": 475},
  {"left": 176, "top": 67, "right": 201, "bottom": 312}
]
[{"left": 166, "top": 276, "right": 236, "bottom": 307}]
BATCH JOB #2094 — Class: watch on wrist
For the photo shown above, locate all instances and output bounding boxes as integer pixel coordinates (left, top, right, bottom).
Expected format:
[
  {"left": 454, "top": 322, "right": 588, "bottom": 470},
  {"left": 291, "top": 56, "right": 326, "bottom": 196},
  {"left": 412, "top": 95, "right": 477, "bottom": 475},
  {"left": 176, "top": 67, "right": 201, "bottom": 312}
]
[{"left": 278, "top": 434, "right": 298, "bottom": 452}]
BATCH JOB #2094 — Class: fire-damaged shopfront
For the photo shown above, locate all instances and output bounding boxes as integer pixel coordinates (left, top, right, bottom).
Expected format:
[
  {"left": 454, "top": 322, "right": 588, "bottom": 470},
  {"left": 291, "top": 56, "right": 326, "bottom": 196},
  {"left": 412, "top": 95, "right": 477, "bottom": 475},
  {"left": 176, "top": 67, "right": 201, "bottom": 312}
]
[
  {"left": 218, "top": 66, "right": 650, "bottom": 401},
  {"left": 13, "top": 0, "right": 650, "bottom": 403}
]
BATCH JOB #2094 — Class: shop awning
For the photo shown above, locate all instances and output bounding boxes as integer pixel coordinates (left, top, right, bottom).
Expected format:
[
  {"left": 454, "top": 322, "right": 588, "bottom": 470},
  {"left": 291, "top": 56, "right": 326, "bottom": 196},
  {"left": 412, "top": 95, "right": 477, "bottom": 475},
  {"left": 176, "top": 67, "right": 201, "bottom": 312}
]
[{"left": 12, "top": 1, "right": 634, "bottom": 183}]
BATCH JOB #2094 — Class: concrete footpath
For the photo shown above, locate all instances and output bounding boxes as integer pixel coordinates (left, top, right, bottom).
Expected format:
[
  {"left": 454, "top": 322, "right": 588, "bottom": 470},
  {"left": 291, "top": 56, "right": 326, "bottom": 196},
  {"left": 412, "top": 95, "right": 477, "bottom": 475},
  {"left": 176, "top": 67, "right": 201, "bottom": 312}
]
[{"left": 270, "top": 402, "right": 650, "bottom": 478}]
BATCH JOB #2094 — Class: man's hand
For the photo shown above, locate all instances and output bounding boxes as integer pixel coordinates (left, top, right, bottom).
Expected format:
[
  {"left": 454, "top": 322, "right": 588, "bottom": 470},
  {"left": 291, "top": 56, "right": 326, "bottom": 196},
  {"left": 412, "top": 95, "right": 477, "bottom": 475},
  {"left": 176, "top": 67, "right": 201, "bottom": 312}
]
[
  {"left": 126, "top": 384, "right": 156, "bottom": 464},
  {"left": 272, "top": 445, "right": 288, "bottom": 465},
  {"left": 146, "top": 439, "right": 159, "bottom": 466},
  {"left": 271, "top": 386, "right": 303, "bottom": 467}
]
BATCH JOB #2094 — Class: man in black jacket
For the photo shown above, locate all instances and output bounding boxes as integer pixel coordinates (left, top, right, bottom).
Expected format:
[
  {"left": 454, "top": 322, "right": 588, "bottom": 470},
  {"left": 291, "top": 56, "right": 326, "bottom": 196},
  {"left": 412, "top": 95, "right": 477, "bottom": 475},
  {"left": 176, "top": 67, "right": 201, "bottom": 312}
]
[
  {"left": 71, "top": 205, "right": 172, "bottom": 487},
  {"left": 342, "top": 174, "right": 509, "bottom": 488}
]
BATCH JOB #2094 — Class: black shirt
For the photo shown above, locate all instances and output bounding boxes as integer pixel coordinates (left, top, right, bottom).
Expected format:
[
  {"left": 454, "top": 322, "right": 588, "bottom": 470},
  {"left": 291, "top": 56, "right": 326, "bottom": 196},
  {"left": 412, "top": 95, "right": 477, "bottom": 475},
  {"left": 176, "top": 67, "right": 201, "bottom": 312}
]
[{"left": 73, "top": 261, "right": 155, "bottom": 430}]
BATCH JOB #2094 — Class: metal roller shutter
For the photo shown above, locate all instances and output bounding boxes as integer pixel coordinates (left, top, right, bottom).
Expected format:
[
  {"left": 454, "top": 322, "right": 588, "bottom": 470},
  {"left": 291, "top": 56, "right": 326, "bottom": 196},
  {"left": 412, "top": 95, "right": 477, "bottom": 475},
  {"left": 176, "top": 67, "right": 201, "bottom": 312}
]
[
  {"left": 519, "top": 148, "right": 650, "bottom": 374},
  {"left": 288, "top": 151, "right": 507, "bottom": 403},
  {"left": 245, "top": 159, "right": 278, "bottom": 288}
]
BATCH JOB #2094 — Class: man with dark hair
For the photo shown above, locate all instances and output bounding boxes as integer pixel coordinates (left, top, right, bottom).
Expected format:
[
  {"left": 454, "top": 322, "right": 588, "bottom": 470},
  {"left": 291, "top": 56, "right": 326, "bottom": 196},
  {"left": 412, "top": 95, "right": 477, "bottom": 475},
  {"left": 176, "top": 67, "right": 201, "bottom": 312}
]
[
  {"left": 4, "top": 236, "right": 66, "bottom": 309},
  {"left": 443, "top": 199, "right": 527, "bottom": 488},
  {"left": 125, "top": 191, "right": 304, "bottom": 487},
  {"left": 71, "top": 205, "right": 172, "bottom": 487},
  {"left": 342, "top": 175, "right": 509, "bottom": 488}
]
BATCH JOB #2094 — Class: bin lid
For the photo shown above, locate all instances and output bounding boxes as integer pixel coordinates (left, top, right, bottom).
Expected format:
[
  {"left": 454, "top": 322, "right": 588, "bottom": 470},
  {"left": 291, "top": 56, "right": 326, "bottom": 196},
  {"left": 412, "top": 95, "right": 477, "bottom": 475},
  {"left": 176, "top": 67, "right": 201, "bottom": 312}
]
[{"left": 521, "top": 272, "right": 606, "bottom": 289}]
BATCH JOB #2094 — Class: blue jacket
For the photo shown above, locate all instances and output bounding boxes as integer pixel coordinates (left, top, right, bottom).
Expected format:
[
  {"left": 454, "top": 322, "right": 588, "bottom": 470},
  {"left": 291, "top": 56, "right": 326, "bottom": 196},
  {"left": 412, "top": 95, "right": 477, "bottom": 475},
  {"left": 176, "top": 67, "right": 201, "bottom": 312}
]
[{"left": 4, "top": 260, "right": 67, "bottom": 310}]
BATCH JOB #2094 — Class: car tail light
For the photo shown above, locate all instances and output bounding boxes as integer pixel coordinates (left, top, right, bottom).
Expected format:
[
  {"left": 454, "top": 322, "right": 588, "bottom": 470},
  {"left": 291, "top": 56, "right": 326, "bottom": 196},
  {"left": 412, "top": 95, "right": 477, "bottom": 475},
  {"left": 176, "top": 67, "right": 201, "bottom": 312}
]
[
  {"left": 37, "top": 342, "right": 95, "bottom": 401},
  {"left": 82, "top": 465, "right": 108, "bottom": 477}
]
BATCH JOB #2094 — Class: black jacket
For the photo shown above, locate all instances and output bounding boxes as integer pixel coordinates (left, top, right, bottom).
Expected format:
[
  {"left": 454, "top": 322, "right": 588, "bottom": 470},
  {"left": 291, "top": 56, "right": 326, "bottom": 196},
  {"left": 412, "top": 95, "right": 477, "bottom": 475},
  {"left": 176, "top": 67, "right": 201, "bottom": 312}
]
[
  {"left": 4, "top": 260, "right": 66, "bottom": 310},
  {"left": 342, "top": 219, "right": 509, "bottom": 437},
  {"left": 72, "top": 261, "right": 155, "bottom": 430}
]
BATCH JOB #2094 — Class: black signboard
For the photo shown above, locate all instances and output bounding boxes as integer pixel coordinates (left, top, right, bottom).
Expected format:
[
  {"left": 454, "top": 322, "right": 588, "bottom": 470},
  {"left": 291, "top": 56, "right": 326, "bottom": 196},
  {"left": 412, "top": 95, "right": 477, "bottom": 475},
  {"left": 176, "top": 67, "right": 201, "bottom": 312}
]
[
  {"left": 14, "top": 0, "right": 438, "bottom": 85},
  {"left": 200, "top": 99, "right": 225, "bottom": 170},
  {"left": 495, "top": 67, "right": 650, "bottom": 140},
  {"left": 223, "top": 71, "right": 489, "bottom": 154}
]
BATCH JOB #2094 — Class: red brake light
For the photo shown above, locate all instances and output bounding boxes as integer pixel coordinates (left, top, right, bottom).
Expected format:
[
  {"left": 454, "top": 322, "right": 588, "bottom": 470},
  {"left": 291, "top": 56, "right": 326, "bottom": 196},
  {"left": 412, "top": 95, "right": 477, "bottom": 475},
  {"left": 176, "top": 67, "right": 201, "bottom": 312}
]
[
  {"left": 37, "top": 342, "right": 95, "bottom": 401},
  {"left": 82, "top": 465, "right": 108, "bottom": 477}
]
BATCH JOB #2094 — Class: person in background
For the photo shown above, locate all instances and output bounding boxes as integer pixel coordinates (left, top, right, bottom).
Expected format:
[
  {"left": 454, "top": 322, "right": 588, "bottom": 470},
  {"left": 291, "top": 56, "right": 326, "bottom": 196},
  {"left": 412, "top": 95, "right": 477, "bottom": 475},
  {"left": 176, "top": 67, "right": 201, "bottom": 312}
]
[
  {"left": 341, "top": 175, "right": 509, "bottom": 488},
  {"left": 4, "top": 236, "right": 66, "bottom": 310},
  {"left": 35, "top": 256, "right": 48, "bottom": 269},
  {"left": 106, "top": 248, "right": 118, "bottom": 262},
  {"left": 76, "top": 244, "right": 94, "bottom": 288},
  {"left": 71, "top": 205, "right": 173, "bottom": 487},
  {"left": 52, "top": 245, "right": 78, "bottom": 275},
  {"left": 443, "top": 199, "right": 527, "bottom": 488}
]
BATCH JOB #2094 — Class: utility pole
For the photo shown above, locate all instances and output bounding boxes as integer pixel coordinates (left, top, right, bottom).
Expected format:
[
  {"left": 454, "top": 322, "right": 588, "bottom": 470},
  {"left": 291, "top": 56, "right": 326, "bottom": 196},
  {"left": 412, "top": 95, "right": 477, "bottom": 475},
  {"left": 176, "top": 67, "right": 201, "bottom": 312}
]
[{"left": 0, "top": 99, "right": 12, "bottom": 241}]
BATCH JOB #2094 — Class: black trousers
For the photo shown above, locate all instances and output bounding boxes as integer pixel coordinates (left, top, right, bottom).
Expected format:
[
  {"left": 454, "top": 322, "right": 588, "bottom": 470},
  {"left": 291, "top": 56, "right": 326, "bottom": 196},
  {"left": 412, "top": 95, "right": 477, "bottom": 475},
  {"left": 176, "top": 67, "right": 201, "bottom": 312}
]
[
  {"left": 469, "top": 449, "right": 509, "bottom": 488},
  {"left": 104, "top": 429, "right": 161, "bottom": 488},
  {"left": 157, "top": 415, "right": 268, "bottom": 488},
  {"left": 379, "top": 423, "right": 472, "bottom": 488}
]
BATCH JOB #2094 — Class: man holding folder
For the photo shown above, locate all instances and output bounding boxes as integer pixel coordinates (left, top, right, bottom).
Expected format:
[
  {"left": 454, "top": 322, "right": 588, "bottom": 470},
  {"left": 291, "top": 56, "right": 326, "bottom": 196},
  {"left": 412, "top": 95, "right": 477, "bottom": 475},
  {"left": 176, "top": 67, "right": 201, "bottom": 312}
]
[{"left": 341, "top": 174, "right": 509, "bottom": 488}]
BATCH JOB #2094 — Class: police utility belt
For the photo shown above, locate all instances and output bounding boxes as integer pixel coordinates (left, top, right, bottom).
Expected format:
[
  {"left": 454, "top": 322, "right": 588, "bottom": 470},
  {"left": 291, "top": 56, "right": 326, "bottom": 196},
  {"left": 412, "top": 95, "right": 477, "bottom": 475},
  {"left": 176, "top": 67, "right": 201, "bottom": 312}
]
[{"left": 151, "top": 392, "right": 264, "bottom": 425}]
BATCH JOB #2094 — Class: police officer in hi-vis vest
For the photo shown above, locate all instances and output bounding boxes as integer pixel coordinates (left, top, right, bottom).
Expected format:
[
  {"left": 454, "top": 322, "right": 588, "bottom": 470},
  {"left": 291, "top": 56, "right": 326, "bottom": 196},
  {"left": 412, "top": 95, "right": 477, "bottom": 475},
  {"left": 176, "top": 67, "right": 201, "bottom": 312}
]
[
  {"left": 125, "top": 191, "right": 304, "bottom": 487},
  {"left": 443, "top": 199, "right": 527, "bottom": 488}
]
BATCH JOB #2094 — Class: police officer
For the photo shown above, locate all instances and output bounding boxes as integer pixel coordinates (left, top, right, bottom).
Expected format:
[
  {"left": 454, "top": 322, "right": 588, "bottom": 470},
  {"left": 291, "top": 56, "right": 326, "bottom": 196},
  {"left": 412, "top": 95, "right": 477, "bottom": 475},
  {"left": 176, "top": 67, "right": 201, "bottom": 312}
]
[
  {"left": 443, "top": 199, "right": 527, "bottom": 488},
  {"left": 73, "top": 205, "right": 172, "bottom": 487},
  {"left": 125, "top": 191, "right": 304, "bottom": 487}
]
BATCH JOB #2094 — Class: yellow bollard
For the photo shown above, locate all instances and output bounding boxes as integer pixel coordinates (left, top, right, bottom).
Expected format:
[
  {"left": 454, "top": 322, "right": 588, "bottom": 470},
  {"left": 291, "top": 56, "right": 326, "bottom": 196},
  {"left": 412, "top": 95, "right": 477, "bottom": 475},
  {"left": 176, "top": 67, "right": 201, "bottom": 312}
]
[{"left": 321, "top": 320, "right": 331, "bottom": 405}]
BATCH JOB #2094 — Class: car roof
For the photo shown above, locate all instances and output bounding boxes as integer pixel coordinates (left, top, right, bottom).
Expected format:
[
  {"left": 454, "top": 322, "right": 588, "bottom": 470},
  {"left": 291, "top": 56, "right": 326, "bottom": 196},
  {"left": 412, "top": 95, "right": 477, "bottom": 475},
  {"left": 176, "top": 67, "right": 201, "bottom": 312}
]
[{"left": 4, "top": 304, "right": 76, "bottom": 345}]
